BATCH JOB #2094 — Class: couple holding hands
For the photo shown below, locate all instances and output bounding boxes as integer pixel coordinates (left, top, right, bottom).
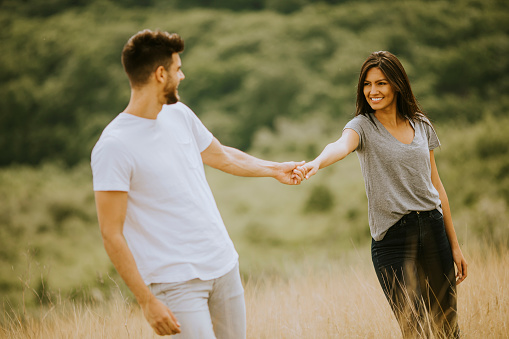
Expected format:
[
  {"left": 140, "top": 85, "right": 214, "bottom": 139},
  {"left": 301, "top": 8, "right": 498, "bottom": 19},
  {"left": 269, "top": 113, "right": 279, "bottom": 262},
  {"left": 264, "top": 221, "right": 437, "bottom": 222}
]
[{"left": 92, "top": 29, "right": 467, "bottom": 338}]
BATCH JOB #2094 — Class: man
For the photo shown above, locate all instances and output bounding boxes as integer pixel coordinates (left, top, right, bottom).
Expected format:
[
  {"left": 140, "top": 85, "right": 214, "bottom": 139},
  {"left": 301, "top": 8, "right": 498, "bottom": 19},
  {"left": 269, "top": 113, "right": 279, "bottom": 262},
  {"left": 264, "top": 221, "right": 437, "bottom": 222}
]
[{"left": 91, "top": 29, "right": 304, "bottom": 338}]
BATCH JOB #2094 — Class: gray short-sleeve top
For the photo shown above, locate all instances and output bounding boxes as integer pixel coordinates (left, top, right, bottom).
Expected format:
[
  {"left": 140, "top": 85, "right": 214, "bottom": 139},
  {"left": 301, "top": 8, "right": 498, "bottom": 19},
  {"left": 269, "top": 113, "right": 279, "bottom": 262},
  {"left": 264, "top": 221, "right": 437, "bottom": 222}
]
[{"left": 344, "top": 113, "right": 442, "bottom": 241}]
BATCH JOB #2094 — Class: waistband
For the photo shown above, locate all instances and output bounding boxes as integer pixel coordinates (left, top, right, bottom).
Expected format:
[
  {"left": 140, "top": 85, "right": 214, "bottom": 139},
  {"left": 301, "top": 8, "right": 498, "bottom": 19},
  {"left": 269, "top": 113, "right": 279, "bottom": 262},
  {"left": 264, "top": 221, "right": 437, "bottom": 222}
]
[
  {"left": 401, "top": 209, "right": 439, "bottom": 220},
  {"left": 409, "top": 209, "right": 436, "bottom": 216}
]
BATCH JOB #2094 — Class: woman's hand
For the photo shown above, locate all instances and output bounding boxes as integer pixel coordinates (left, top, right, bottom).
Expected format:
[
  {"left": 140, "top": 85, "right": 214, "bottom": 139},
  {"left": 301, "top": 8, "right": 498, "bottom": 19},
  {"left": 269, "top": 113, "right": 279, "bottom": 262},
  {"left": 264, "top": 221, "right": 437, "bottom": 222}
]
[
  {"left": 452, "top": 246, "right": 468, "bottom": 285},
  {"left": 294, "top": 160, "right": 321, "bottom": 180}
]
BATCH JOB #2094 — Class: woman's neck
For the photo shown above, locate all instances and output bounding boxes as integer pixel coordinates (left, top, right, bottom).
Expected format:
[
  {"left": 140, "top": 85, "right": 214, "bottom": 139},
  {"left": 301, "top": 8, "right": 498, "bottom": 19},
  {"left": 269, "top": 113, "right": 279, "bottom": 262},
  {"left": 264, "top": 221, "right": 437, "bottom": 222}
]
[{"left": 374, "top": 109, "right": 405, "bottom": 128}]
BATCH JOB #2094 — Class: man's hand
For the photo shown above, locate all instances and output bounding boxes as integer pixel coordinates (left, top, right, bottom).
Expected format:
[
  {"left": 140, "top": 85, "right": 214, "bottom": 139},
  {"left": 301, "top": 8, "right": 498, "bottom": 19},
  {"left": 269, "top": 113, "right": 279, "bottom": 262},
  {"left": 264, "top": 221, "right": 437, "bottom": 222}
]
[
  {"left": 141, "top": 296, "right": 181, "bottom": 336},
  {"left": 294, "top": 160, "right": 320, "bottom": 180},
  {"left": 95, "top": 191, "right": 180, "bottom": 335},
  {"left": 274, "top": 161, "right": 306, "bottom": 185}
]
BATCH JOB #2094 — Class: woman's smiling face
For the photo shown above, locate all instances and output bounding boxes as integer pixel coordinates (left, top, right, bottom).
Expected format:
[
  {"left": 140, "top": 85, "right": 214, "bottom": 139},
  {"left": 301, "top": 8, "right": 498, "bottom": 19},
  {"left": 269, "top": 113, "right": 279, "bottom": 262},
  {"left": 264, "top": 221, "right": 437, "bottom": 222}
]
[{"left": 363, "top": 67, "right": 397, "bottom": 113}]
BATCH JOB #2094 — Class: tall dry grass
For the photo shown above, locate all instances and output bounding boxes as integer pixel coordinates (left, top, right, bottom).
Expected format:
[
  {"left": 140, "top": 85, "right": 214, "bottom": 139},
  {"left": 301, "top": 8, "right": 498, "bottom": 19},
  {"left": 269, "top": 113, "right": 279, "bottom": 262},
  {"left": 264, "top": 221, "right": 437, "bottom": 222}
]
[
  {"left": 245, "top": 240, "right": 509, "bottom": 338},
  {"left": 1, "top": 240, "right": 507, "bottom": 339}
]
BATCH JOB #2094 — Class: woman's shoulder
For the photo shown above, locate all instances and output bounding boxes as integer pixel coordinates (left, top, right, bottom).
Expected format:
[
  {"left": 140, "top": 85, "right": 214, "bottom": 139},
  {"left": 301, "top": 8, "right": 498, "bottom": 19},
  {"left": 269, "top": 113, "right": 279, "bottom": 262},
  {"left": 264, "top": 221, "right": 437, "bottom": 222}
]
[
  {"left": 347, "top": 113, "right": 378, "bottom": 128},
  {"left": 349, "top": 113, "right": 376, "bottom": 123},
  {"left": 413, "top": 112, "right": 432, "bottom": 125},
  {"left": 412, "top": 113, "right": 439, "bottom": 140}
]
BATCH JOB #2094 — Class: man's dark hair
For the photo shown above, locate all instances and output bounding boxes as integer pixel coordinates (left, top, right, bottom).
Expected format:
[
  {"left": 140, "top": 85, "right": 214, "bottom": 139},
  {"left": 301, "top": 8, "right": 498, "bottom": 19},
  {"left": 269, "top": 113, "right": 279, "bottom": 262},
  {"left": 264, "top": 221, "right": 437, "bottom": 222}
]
[{"left": 121, "top": 29, "right": 184, "bottom": 87}]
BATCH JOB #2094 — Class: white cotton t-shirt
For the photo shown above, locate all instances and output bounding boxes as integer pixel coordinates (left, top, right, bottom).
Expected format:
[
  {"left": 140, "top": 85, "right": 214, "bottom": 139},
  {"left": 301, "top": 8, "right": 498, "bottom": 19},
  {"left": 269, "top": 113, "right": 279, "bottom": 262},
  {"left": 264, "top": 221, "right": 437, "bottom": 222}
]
[{"left": 91, "top": 102, "right": 238, "bottom": 284}]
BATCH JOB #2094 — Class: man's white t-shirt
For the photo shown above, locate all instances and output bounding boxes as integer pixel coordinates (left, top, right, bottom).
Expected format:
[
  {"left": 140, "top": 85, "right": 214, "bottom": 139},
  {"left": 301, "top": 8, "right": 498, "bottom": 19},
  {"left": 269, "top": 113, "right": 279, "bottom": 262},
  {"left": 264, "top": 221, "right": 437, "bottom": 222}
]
[{"left": 91, "top": 102, "right": 238, "bottom": 284}]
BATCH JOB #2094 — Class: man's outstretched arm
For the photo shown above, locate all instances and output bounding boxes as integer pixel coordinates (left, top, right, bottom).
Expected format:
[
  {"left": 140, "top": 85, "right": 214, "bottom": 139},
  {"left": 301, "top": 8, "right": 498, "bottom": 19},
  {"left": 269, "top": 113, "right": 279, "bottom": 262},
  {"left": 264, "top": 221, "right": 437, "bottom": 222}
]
[
  {"left": 201, "top": 137, "right": 305, "bottom": 185},
  {"left": 94, "top": 191, "right": 181, "bottom": 336}
]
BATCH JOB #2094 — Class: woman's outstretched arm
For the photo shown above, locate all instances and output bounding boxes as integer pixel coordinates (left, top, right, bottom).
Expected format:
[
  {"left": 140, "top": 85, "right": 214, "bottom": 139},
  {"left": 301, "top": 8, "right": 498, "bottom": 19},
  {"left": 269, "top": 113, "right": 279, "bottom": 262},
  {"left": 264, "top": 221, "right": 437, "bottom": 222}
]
[{"left": 296, "top": 128, "right": 359, "bottom": 180}]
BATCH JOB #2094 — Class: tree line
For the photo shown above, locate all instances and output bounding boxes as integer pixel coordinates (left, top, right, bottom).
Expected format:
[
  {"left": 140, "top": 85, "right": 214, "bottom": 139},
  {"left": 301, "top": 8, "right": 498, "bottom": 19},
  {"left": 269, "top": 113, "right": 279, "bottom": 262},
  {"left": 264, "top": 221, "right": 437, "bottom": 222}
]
[
  {"left": 0, "top": 0, "right": 508, "bottom": 166},
  {"left": 1, "top": 0, "right": 372, "bottom": 17}
]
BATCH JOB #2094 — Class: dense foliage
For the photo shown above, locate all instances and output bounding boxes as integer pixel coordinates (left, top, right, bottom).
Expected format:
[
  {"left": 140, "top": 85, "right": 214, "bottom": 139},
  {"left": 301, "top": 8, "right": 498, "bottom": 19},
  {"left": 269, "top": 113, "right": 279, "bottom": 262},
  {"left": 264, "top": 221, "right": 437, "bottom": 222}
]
[
  {"left": 1, "top": 0, "right": 508, "bottom": 166},
  {"left": 0, "top": 0, "right": 403, "bottom": 16}
]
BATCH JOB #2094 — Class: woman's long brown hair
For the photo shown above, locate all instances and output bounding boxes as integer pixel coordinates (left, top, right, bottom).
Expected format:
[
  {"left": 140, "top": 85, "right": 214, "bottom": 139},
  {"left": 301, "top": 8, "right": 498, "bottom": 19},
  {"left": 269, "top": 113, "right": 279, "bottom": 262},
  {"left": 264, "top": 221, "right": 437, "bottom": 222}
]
[{"left": 355, "top": 51, "right": 428, "bottom": 123}]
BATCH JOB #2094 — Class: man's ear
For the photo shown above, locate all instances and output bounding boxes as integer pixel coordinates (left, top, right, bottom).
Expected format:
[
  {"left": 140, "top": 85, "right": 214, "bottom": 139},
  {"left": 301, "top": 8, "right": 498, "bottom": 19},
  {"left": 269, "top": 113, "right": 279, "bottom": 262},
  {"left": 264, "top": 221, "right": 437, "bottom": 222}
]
[{"left": 154, "top": 65, "right": 166, "bottom": 84}]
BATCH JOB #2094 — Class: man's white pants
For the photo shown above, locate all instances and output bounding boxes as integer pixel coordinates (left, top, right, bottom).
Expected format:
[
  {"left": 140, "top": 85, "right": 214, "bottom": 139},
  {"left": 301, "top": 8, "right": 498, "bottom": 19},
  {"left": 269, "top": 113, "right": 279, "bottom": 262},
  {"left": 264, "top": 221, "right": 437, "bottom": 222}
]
[{"left": 149, "top": 262, "right": 246, "bottom": 339}]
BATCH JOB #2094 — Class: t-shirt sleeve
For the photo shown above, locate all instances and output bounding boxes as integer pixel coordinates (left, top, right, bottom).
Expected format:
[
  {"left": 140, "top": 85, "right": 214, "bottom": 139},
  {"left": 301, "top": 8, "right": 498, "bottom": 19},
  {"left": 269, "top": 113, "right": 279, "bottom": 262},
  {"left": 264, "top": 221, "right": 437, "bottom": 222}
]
[
  {"left": 343, "top": 116, "right": 365, "bottom": 151},
  {"left": 181, "top": 104, "right": 213, "bottom": 152},
  {"left": 421, "top": 118, "right": 440, "bottom": 150},
  {"left": 91, "top": 136, "right": 132, "bottom": 192}
]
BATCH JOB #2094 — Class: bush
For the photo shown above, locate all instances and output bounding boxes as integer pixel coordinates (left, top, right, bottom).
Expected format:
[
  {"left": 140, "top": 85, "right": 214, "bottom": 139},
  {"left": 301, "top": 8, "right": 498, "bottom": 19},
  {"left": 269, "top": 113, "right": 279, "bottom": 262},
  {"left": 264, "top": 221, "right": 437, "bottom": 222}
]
[{"left": 304, "top": 185, "right": 335, "bottom": 213}]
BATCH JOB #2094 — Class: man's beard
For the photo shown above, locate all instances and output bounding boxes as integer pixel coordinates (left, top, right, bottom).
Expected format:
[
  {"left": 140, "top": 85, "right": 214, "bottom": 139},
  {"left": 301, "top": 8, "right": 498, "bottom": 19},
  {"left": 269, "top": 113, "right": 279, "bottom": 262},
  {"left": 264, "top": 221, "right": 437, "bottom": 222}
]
[{"left": 164, "top": 82, "right": 179, "bottom": 105}]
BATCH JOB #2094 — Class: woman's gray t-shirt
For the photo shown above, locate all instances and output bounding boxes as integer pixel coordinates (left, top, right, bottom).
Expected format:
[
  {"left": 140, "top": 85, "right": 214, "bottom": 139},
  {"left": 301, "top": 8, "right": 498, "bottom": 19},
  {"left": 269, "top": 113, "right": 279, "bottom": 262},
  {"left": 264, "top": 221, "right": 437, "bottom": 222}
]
[{"left": 344, "top": 113, "right": 442, "bottom": 241}]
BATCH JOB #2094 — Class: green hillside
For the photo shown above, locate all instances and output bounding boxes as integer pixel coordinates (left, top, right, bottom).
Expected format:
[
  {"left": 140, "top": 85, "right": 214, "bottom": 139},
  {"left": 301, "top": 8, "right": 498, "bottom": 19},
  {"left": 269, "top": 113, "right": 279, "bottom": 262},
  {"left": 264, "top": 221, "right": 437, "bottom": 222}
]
[
  {"left": 1, "top": 0, "right": 508, "bottom": 165},
  {"left": 0, "top": 0, "right": 508, "bottom": 315}
]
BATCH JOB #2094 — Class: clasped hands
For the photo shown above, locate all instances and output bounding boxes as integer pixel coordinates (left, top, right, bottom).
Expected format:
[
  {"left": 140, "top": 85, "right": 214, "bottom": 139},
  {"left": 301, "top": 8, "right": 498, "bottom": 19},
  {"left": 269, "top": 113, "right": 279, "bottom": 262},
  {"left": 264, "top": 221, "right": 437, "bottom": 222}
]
[{"left": 282, "top": 160, "right": 320, "bottom": 185}]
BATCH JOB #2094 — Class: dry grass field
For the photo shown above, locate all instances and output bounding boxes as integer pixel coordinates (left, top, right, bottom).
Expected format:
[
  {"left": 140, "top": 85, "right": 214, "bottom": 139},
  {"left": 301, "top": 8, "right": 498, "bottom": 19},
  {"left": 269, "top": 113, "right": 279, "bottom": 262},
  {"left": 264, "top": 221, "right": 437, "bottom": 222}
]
[{"left": 1, "top": 240, "right": 507, "bottom": 339}]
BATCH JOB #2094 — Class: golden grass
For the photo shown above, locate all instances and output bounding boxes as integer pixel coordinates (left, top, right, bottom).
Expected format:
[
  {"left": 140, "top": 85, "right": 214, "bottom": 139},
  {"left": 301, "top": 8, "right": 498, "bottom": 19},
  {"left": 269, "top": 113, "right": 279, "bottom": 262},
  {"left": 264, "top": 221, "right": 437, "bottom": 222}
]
[
  {"left": 2, "top": 240, "right": 507, "bottom": 339},
  {"left": 245, "top": 240, "right": 509, "bottom": 338}
]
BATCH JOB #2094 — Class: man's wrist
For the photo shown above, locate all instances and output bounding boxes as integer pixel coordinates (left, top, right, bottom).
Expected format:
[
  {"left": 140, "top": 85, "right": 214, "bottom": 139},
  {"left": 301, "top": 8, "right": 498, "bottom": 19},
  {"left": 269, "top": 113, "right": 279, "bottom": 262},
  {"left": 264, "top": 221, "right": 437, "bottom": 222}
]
[
  {"left": 135, "top": 288, "right": 156, "bottom": 307},
  {"left": 265, "top": 162, "right": 280, "bottom": 178}
]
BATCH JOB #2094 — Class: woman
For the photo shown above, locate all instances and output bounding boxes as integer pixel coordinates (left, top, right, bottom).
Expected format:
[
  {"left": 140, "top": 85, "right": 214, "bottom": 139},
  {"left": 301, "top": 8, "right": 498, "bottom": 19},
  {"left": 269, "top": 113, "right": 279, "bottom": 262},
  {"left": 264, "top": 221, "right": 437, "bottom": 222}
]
[{"left": 296, "top": 51, "right": 467, "bottom": 338}]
